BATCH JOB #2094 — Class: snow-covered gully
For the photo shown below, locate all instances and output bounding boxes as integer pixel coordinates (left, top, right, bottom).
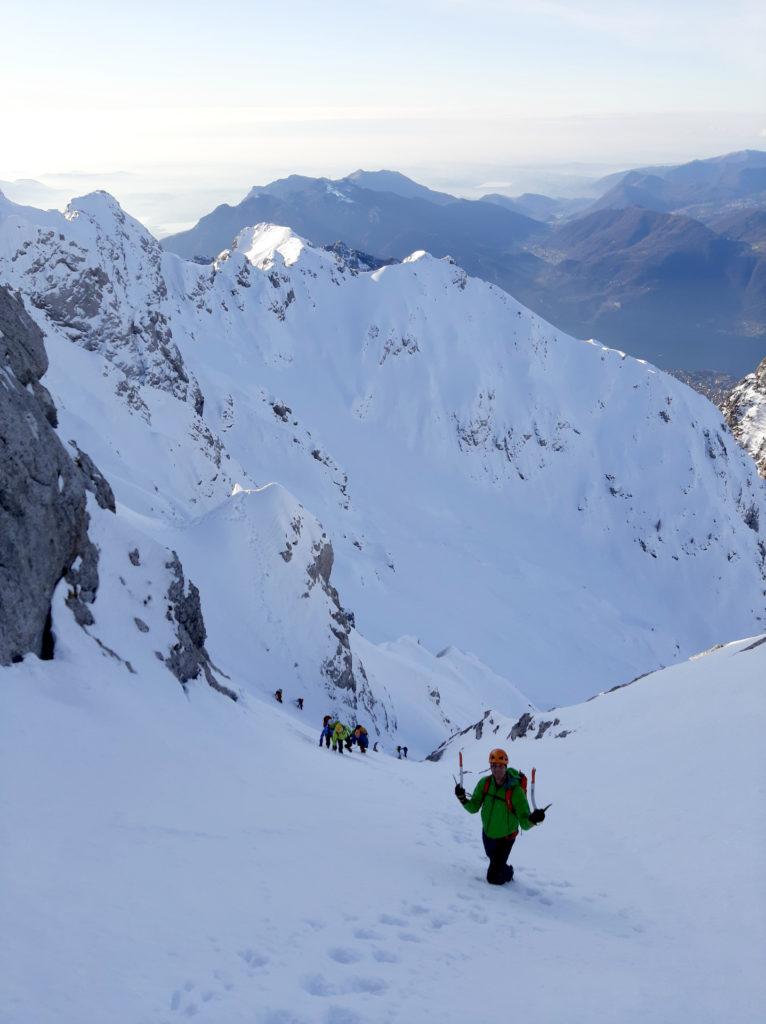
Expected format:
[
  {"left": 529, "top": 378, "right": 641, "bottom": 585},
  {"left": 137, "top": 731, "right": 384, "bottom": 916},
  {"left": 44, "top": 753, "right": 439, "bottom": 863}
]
[{"left": 2, "top": 637, "right": 763, "bottom": 1023}]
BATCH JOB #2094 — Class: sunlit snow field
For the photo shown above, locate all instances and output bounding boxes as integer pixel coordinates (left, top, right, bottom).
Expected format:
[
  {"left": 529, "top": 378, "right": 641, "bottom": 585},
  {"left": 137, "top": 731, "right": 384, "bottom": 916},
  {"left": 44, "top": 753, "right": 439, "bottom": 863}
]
[{"left": 2, "top": 632, "right": 764, "bottom": 1024}]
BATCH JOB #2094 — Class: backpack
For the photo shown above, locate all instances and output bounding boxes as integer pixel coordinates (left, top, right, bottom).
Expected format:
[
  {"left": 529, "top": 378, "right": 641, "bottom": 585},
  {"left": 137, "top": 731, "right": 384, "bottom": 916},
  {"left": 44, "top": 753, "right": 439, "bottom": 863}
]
[{"left": 480, "top": 769, "right": 528, "bottom": 814}]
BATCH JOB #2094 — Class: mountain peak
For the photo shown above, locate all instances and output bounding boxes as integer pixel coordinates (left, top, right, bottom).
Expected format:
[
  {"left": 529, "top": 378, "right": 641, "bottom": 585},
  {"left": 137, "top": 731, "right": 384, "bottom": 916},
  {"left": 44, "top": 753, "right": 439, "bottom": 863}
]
[
  {"left": 231, "top": 223, "right": 308, "bottom": 269},
  {"left": 66, "top": 190, "right": 127, "bottom": 221},
  {"left": 64, "top": 190, "right": 160, "bottom": 248}
]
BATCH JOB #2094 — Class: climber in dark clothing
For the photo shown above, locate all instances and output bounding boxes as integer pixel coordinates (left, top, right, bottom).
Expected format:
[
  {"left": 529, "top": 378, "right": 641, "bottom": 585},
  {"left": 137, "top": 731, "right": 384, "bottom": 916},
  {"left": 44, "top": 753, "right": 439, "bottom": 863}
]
[{"left": 319, "top": 715, "right": 333, "bottom": 748}]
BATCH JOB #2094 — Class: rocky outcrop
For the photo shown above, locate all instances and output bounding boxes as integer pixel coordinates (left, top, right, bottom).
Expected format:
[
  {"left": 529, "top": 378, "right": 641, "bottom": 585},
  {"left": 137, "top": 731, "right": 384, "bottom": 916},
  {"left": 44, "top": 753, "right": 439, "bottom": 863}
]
[
  {"left": 3, "top": 194, "right": 204, "bottom": 415},
  {"left": 307, "top": 537, "right": 359, "bottom": 693},
  {"left": 723, "top": 358, "right": 766, "bottom": 477},
  {"left": 163, "top": 553, "right": 237, "bottom": 700},
  {"left": 0, "top": 286, "right": 107, "bottom": 663},
  {"left": 425, "top": 711, "right": 495, "bottom": 762}
]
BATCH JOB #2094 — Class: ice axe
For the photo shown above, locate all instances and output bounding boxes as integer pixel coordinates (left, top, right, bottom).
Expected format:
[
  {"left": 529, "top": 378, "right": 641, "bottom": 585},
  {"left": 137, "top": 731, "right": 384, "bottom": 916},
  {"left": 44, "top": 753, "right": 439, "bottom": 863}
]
[{"left": 530, "top": 767, "right": 552, "bottom": 814}]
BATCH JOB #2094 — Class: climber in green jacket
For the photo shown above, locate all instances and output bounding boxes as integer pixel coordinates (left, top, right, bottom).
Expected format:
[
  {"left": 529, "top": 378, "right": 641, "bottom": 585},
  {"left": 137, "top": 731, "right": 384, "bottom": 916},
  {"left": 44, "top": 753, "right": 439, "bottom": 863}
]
[
  {"left": 455, "top": 747, "right": 545, "bottom": 885},
  {"left": 331, "top": 721, "right": 351, "bottom": 753}
]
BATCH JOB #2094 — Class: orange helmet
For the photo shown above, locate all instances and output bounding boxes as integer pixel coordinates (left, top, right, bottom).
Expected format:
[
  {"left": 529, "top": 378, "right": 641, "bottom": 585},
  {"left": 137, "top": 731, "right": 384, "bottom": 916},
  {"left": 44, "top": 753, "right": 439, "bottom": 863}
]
[{"left": 488, "top": 748, "right": 509, "bottom": 766}]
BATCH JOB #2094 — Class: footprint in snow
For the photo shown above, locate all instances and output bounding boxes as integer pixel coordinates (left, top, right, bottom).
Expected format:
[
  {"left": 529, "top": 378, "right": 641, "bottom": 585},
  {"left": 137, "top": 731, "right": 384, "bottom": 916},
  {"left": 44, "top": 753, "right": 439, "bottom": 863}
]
[
  {"left": 256, "top": 1010, "right": 309, "bottom": 1024},
  {"left": 372, "top": 948, "right": 399, "bottom": 964},
  {"left": 378, "top": 913, "right": 406, "bottom": 926},
  {"left": 348, "top": 976, "right": 387, "bottom": 994},
  {"left": 302, "top": 974, "right": 336, "bottom": 996},
  {"left": 323, "top": 1007, "right": 364, "bottom": 1024},
  {"left": 353, "top": 927, "right": 381, "bottom": 940},
  {"left": 171, "top": 981, "right": 201, "bottom": 1016},
  {"left": 302, "top": 973, "right": 388, "bottom": 997},
  {"left": 327, "top": 947, "right": 362, "bottom": 964},
  {"left": 429, "top": 914, "right": 451, "bottom": 929},
  {"left": 238, "top": 948, "right": 269, "bottom": 967},
  {"left": 403, "top": 903, "right": 429, "bottom": 915}
]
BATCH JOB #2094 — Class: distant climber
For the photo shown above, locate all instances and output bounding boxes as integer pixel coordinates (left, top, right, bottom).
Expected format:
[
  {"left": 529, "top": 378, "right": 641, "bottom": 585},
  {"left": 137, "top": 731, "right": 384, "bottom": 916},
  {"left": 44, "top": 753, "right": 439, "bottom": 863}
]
[
  {"left": 319, "top": 715, "right": 333, "bottom": 748},
  {"left": 396, "top": 745, "right": 402, "bottom": 759},
  {"left": 402, "top": 746, "right": 408, "bottom": 758},
  {"left": 350, "top": 725, "right": 369, "bottom": 753},
  {"left": 331, "top": 721, "right": 351, "bottom": 754},
  {"left": 274, "top": 688, "right": 283, "bottom": 703},
  {"left": 454, "top": 748, "right": 545, "bottom": 885},
  {"left": 294, "top": 697, "right": 304, "bottom": 710}
]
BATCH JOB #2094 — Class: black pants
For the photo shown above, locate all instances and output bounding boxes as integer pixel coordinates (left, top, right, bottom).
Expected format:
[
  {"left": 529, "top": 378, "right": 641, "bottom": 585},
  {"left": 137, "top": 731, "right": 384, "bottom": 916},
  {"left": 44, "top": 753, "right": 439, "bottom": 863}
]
[{"left": 482, "top": 831, "right": 517, "bottom": 885}]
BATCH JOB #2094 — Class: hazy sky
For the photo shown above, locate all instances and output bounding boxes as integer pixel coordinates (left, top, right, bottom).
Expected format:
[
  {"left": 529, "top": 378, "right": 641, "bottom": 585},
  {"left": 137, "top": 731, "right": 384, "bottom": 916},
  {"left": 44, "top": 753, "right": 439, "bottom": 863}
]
[{"left": 2, "top": 0, "right": 764, "bottom": 230}]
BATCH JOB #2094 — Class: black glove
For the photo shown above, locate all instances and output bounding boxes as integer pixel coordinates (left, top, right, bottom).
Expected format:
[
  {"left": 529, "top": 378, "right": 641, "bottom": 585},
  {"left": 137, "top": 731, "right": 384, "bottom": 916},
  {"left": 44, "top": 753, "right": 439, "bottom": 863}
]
[
  {"left": 454, "top": 784, "right": 467, "bottom": 803},
  {"left": 529, "top": 808, "right": 545, "bottom": 825}
]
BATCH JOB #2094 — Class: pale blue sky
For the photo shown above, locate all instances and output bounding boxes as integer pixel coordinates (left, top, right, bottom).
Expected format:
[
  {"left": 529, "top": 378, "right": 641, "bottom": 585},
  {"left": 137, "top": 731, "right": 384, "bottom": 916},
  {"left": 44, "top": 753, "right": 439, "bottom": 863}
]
[{"left": 2, "top": 0, "right": 764, "bottom": 229}]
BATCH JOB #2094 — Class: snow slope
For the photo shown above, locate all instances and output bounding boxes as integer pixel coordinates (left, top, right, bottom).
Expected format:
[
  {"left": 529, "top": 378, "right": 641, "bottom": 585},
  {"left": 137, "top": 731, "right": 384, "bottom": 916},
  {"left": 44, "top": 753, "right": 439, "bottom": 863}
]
[{"left": 2, "top": 633, "right": 764, "bottom": 1024}]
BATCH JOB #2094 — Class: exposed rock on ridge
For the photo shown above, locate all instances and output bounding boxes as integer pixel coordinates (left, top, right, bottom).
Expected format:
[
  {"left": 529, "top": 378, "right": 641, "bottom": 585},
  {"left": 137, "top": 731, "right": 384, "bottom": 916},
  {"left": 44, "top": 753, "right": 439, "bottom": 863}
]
[
  {"left": 0, "top": 286, "right": 102, "bottom": 662},
  {"left": 723, "top": 357, "right": 766, "bottom": 477},
  {"left": 164, "top": 553, "right": 237, "bottom": 700}
]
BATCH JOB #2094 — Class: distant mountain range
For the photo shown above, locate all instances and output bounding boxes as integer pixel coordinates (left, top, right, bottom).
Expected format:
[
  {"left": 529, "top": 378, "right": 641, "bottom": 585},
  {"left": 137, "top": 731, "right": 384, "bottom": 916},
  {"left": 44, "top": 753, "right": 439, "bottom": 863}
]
[
  {"left": 162, "top": 173, "right": 544, "bottom": 265},
  {"left": 589, "top": 149, "right": 766, "bottom": 218},
  {"left": 161, "top": 151, "right": 766, "bottom": 377}
]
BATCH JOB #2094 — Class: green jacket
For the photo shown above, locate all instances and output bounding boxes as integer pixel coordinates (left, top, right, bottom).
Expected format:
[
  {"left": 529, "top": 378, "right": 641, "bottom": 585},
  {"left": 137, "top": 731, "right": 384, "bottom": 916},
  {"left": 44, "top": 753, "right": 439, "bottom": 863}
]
[
  {"left": 462, "top": 770, "right": 534, "bottom": 839},
  {"left": 332, "top": 723, "right": 350, "bottom": 740}
]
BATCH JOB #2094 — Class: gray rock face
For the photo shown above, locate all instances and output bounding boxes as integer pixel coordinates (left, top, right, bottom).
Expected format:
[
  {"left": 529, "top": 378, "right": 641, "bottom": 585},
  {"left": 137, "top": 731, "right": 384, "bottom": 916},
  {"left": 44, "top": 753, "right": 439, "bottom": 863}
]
[
  {"left": 0, "top": 286, "right": 104, "bottom": 663},
  {"left": 509, "top": 712, "right": 535, "bottom": 740},
  {"left": 723, "top": 357, "right": 766, "bottom": 477},
  {"left": 164, "top": 553, "right": 237, "bottom": 700},
  {"left": 70, "top": 443, "right": 116, "bottom": 512},
  {"left": 308, "top": 538, "right": 356, "bottom": 692},
  {"left": 424, "top": 711, "right": 494, "bottom": 762},
  {"left": 0, "top": 286, "right": 234, "bottom": 697}
]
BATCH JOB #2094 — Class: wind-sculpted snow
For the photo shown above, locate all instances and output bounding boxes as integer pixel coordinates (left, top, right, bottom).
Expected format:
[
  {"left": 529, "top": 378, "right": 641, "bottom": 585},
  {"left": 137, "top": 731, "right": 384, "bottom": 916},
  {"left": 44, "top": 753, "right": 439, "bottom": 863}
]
[{"left": 1, "top": 192, "right": 765, "bottom": 711}]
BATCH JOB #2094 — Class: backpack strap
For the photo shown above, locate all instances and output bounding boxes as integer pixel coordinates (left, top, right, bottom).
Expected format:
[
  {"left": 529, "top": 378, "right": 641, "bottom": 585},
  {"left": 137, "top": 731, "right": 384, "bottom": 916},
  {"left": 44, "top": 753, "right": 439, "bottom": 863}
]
[{"left": 481, "top": 773, "right": 522, "bottom": 814}]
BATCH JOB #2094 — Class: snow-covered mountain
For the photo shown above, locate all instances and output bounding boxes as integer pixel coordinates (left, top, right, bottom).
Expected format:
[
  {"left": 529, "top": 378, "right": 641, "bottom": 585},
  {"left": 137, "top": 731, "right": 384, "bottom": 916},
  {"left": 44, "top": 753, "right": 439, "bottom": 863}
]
[
  {"left": 1, "top": 189, "right": 765, "bottom": 719},
  {"left": 159, "top": 166, "right": 766, "bottom": 377},
  {"left": 2, "top": 624, "right": 763, "bottom": 1023},
  {"left": 723, "top": 356, "right": 766, "bottom": 477}
]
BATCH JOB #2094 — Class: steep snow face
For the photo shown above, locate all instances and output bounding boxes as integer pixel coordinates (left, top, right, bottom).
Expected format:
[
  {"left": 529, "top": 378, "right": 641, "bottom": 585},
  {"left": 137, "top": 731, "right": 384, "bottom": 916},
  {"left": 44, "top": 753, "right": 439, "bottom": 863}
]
[
  {"left": 1, "top": 196, "right": 765, "bottom": 708},
  {"left": 723, "top": 356, "right": 766, "bottom": 477},
  {"left": 1, "top": 630, "right": 763, "bottom": 1023},
  {"left": 180, "top": 483, "right": 392, "bottom": 731}
]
